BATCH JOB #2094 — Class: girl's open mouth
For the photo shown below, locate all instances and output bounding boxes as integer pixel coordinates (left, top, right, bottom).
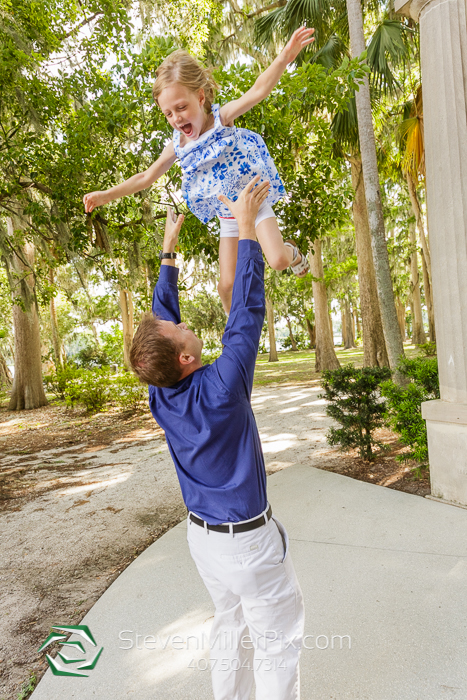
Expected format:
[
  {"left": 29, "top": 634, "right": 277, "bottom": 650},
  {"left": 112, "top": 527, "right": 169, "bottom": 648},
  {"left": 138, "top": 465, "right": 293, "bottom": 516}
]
[{"left": 181, "top": 123, "right": 193, "bottom": 136}]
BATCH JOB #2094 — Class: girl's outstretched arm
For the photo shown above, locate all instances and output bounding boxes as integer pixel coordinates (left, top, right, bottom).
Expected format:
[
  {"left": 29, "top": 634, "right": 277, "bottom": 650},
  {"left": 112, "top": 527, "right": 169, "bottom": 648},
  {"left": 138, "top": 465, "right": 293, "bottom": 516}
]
[
  {"left": 220, "top": 26, "right": 315, "bottom": 125},
  {"left": 83, "top": 141, "right": 177, "bottom": 213}
]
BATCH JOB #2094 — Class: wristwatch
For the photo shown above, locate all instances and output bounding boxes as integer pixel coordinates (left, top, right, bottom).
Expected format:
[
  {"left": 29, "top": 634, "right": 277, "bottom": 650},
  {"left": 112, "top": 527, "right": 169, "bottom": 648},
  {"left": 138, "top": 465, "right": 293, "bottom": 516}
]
[{"left": 159, "top": 251, "right": 177, "bottom": 260}]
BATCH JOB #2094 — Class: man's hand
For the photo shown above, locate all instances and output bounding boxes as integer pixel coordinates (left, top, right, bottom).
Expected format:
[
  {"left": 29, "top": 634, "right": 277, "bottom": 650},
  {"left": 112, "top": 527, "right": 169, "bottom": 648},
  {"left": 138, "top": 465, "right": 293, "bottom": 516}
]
[
  {"left": 162, "top": 206, "right": 184, "bottom": 265},
  {"left": 83, "top": 191, "right": 108, "bottom": 213},
  {"left": 282, "top": 26, "right": 315, "bottom": 64},
  {"left": 218, "top": 175, "right": 270, "bottom": 240}
]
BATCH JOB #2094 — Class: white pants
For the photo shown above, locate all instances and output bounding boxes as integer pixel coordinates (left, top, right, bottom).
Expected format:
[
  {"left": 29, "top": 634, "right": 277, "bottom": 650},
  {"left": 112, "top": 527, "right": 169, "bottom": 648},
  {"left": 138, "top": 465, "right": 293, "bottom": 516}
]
[
  {"left": 218, "top": 202, "right": 275, "bottom": 237},
  {"left": 186, "top": 507, "right": 305, "bottom": 700}
]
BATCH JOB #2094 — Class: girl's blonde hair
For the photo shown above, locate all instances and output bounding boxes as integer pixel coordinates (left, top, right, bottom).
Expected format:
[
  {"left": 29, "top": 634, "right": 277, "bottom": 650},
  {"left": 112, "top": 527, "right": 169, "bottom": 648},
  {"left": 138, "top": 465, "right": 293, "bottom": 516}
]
[{"left": 152, "top": 50, "right": 218, "bottom": 114}]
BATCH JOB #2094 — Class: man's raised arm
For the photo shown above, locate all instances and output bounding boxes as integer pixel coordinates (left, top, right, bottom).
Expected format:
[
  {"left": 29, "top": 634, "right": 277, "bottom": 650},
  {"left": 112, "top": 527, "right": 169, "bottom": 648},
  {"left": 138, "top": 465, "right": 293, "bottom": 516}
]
[
  {"left": 214, "top": 177, "right": 270, "bottom": 398},
  {"left": 151, "top": 208, "right": 185, "bottom": 323}
]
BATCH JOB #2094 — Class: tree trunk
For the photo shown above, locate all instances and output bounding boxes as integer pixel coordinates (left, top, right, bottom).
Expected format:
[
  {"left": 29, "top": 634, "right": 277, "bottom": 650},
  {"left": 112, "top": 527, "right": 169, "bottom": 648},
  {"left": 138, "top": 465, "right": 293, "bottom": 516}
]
[
  {"left": 396, "top": 298, "right": 406, "bottom": 341},
  {"left": 408, "top": 222, "right": 427, "bottom": 345},
  {"left": 347, "top": 3, "right": 405, "bottom": 379},
  {"left": 309, "top": 239, "right": 340, "bottom": 372},
  {"left": 49, "top": 268, "right": 65, "bottom": 369},
  {"left": 353, "top": 309, "right": 362, "bottom": 342},
  {"left": 266, "top": 295, "right": 278, "bottom": 362},
  {"left": 6, "top": 223, "right": 47, "bottom": 410},
  {"left": 341, "top": 302, "right": 347, "bottom": 347},
  {"left": 344, "top": 296, "right": 356, "bottom": 349},
  {"left": 306, "top": 317, "right": 316, "bottom": 348},
  {"left": 328, "top": 308, "right": 334, "bottom": 340},
  {"left": 420, "top": 250, "right": 435, "bottom": 341},
  {"left": 90, "top": 322, "right": 99, "bottom": 343},
  {"left": 406, "top": 173, "right": 435, "bottom": 341},
  {"left": 350, "top": 157, "right": 389, "bottom": 366},
  {"left": 286, "top": 318, "right": 298, "bottom": 351},
  {"left": 0, "top": 351, "right": 12, "bottom": 387},
  {"left": 406, "top": 172, "right": 432, "bottom": 280},
  {"left": 119, "top": 287, "right": 134, "bottom": 369}
]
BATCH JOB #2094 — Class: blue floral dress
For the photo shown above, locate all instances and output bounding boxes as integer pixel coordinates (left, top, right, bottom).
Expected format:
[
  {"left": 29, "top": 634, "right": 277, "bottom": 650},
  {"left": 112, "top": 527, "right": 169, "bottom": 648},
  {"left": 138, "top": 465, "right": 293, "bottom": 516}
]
[{"left": 172, "top": 104, "right": 286, "bottom": 224}]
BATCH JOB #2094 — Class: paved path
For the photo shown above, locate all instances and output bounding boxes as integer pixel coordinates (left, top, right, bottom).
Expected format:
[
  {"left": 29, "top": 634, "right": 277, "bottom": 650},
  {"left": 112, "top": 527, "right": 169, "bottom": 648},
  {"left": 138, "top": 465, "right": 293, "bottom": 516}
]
[{"left": 31, "top": 463, "right": 467, "bottom": 700}]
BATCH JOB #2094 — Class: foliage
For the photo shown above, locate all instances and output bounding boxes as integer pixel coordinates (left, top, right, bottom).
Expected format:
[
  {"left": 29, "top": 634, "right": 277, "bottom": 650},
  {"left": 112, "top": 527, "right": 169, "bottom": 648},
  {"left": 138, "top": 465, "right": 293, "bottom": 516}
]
[
  {"left": 0, "top": 267, "right": 12, "bottom": 347},
  {"left": 16, "top": 670, "right": 37, "bottom": 700},
  {"left": 418, "top": 341, "right": 436, "bottom": 357},
  {"left": 44, "top": 365, "right": 83, "bottom": 400},
  {"left": 45, "top": 364, "right": 148, "bottom": 412},
  {"left": 179, "top": 291, "right": 226, "bottom": 342},
  {"left": 0, "top": 379, "right": 9, "bottom": 406},
  {"left": 99, "top": 324, "right": 125, "bottom": 366},
  {"left": 395, "top": 355, "right": 439, "bottom": 395},
  {"left": 381, "top": 356, "right": 439, "bottom": 466},
  {"left": 113, "top": 372, "right": 148, "bottom": 412},
  {"left": 74, "top": 344, "right": 111, "bottom": 369},
  {"left": 65, "top": 368, "right": 113, "bottom": 413},
  {"left": 0, "top": 0, "right": 429, "bottom": 422},
  {"left": 320, "top": 364, "right": 392, "bottom": 461},
  {"left": 282, "top": 332, "right": 309, "bottom": 351}
]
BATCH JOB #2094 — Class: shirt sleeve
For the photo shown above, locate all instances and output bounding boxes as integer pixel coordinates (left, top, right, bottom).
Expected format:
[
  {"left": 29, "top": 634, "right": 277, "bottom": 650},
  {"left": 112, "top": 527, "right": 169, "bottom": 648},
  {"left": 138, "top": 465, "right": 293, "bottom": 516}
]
[
  {"left": 151, "top": 265, "right": 181, "bottom": 324},
  {"left": 213, "top": 240, "right": 265, "bottom": 399}
]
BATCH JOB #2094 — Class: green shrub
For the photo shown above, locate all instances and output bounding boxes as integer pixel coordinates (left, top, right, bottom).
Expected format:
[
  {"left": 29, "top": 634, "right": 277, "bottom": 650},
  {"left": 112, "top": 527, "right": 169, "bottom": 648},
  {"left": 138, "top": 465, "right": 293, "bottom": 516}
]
[
  {"left": 418, "top": 341, "right": 437, "bottom": 357},
  {"left": 74, "top": 343, "right": 110, "bottom": 369},
  {"left": 0, "top": 380, "right": 9, "bottom": 406},
  {"left": 44, "top": 364, "right": 82, "bottom": 400},
  {"left": 381, "top": 355, "right": 439, "bottom": 466},
  {"left": 320, "top": 364, "right": 392, "bottom": 461},
  {"left": 113, "top": 372, "right": 147, "bottom": 412},
  {"left": 66, "top": 368, "right": 112, "bottom": 413},
  {"left": 282, "top": 332, "right": 309, "bottom": 351},
  {"left": 396, "top": 355, "right": 439, "bottom": 394},
  {"left": 100, "top": 324, "right": 124, "bottom": 366}
]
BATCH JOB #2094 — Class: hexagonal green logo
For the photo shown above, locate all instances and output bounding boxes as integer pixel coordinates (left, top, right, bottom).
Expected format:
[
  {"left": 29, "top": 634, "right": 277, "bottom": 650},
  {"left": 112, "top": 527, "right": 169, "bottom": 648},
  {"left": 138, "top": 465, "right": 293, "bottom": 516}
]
[{"left": 38, "top": 625, "right": 103, "bottom": 677}]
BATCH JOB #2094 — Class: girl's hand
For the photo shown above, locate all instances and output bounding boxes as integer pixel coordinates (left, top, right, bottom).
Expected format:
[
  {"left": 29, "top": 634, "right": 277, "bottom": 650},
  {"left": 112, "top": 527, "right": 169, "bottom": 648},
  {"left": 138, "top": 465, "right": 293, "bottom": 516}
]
[
  {"left": 282, "top": 26, "right": 315, "bottom": 64},
  {"left": 83, "top": 191, "right": 108, "bottom": 213}
]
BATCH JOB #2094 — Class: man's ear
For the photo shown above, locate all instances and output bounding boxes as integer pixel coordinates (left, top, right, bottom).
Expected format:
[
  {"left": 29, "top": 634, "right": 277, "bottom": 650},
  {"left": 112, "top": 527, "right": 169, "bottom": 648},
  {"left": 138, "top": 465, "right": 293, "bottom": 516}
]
[{"left": 179, "top": 352, "right": 195, "bottom": 366}]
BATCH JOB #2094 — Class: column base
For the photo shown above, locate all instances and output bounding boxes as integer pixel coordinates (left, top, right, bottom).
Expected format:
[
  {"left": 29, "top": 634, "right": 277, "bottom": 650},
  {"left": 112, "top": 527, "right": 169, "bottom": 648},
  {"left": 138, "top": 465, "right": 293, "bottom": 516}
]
[
  {"left": 422, "top": 400, "right": 467, "bottom": 508},
  {"left": 425, "top": 495, "right": 467, "bottom": 511}
]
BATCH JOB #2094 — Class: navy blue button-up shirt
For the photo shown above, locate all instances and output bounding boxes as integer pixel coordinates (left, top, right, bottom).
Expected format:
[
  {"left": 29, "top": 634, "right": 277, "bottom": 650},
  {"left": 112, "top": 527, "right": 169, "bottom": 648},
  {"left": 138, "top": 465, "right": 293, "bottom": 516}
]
[{"left": 149, "top": 239, "right": 267, "bottom": 525}]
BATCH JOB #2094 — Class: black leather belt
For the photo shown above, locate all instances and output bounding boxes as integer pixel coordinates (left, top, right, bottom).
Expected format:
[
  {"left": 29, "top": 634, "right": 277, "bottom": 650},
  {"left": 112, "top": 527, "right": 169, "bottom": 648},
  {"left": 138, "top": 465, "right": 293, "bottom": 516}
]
[{"left": 189, "top": 505, "right": 272, "bottom": 533}]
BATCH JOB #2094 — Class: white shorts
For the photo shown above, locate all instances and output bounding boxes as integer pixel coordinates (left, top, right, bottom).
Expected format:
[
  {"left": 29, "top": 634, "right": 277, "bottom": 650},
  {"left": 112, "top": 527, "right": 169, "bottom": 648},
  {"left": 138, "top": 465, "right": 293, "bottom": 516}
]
[{"left": 218, "top": 201, "right": 275, "bottom": 238}]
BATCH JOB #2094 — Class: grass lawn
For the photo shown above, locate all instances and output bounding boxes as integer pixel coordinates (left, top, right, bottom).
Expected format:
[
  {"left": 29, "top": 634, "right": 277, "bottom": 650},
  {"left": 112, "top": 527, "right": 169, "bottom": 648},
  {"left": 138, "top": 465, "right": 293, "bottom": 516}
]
[{"left": 254, "top": 343, "right": 422, "bottom": 386}]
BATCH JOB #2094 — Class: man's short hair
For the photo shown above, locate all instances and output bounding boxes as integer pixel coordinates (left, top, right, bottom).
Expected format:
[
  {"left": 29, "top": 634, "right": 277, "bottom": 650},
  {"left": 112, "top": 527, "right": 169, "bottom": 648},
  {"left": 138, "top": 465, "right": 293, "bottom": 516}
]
[{"left": 130, "top": 313, "right": 183, "bottom": 388}]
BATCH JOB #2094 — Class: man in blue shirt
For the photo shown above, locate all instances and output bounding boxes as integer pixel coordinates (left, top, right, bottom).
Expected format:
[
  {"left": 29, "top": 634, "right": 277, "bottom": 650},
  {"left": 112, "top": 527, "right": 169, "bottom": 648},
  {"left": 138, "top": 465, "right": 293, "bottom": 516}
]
[{"left": 130, "top": 177, "right": 304, "bottom": 700}]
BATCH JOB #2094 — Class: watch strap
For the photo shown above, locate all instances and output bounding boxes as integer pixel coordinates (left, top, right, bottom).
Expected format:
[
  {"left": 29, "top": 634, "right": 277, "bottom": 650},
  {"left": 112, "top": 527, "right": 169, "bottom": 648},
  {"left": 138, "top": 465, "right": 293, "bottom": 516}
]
[{"left": 159, "top": 251, "right": 177, "bottom": 260}]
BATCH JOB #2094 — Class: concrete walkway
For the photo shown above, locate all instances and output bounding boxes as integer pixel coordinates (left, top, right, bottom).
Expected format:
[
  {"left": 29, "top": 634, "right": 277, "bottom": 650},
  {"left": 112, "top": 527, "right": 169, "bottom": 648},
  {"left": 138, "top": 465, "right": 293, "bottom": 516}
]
[{"left": 31, "top": 464, "right": 467, "bottom": 700}]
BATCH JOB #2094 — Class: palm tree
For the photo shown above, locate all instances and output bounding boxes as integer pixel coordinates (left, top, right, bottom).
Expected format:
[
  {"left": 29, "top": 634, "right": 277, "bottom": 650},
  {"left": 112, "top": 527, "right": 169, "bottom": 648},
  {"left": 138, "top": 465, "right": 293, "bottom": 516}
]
[
  {"left": 399, "top": 85, "right": 435, "bottom": 340},
  {"left": 346, "top": 0, "right": 405, "bottom": 378},
  {"left": 255, "top": 3, "right": 410, "bottom": 377}
]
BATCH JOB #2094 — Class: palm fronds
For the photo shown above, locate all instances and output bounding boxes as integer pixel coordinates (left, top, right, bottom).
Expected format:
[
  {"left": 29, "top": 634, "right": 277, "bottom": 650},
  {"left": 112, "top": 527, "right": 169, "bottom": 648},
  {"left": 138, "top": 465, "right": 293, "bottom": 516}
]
[
  {"left": 367, "top": 20, "right": 410, "bottom": 95},
  {"left": 398, "top": 85, "right": 424, "bottom": 178},
  {"left": 311, "top": 33, "right": 347, "bottom": 69}
]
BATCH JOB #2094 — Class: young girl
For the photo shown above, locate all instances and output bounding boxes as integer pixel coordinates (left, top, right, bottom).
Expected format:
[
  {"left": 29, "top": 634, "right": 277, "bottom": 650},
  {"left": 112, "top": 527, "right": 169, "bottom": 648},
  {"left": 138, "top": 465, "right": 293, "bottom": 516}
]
[{"left": 84, "top": 26, "right": 315, "bottom": 313}]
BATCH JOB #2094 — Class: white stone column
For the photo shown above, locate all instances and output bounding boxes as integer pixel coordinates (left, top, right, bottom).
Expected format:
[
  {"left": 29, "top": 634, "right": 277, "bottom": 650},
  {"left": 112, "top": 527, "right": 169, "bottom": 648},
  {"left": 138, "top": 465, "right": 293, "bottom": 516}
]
[{"left": 395, "top": 0, "right": 467, "bottom": 507}]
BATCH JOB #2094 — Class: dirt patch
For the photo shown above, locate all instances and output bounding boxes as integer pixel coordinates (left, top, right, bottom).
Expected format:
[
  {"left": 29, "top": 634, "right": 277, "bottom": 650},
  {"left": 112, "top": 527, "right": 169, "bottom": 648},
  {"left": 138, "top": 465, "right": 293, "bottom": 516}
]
[
  {"left": 315, "top": 427, "right": 430, "bottom": 497},
  {"left": 0, "top": 388, "right": 430, "bottom": 699},
  {"left": 0, "top": 403, "right": 185, "bottom": 699}
]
